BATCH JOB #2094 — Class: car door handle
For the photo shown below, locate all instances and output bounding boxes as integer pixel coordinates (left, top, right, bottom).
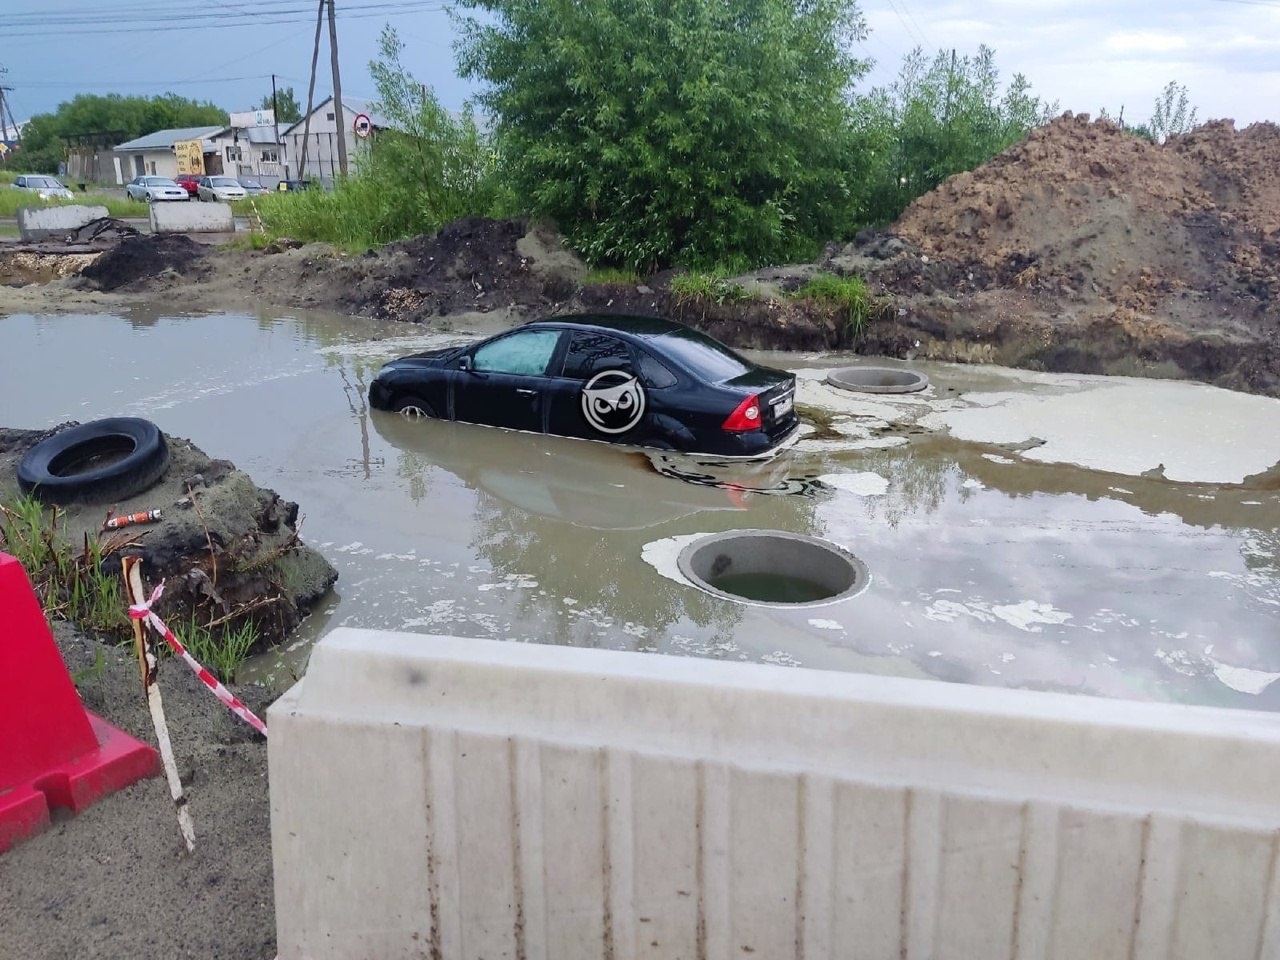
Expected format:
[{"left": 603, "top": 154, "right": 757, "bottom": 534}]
[{"left": 516, "top": 388, "right": 537, "bottom": 396}]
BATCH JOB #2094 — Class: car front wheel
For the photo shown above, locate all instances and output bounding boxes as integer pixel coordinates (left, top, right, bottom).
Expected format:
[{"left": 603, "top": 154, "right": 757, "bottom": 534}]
[{"left": 394, "top": 395, "right": 436, "bottom": 419}]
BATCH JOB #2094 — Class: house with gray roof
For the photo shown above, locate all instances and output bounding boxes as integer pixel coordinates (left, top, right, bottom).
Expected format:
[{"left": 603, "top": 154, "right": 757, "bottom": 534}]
[
  {"left": 282, "top": 96, "right": 394, "bottom": 183},
  {"left": 112, "top": 126, "right": 225, "bottom": 180}
]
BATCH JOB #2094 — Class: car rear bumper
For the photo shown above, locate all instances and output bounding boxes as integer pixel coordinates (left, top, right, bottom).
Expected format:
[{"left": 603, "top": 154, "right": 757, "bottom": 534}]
[{"left": 691, "top": 421, "right": 801, "bottom": 459}]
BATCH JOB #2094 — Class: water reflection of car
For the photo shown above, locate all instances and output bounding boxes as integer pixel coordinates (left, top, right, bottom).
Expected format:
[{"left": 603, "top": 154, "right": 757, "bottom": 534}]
[
  {"left": 370, "top": 410, "right": 753, "bottom": 530},
  {"left": 125, "top": 176, "right": 189, "bottom": 202},
  {"left": 10, "top": 174, "right": 74, "bottom": 200},
  {"left": 368, "top": 314, "right": 800, "bottom": 457}
]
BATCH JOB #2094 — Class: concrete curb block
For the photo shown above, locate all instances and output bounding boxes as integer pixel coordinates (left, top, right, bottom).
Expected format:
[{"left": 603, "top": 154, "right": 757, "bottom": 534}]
[
  {"left": 17, "top": 205, "right": 110, "bottom": 241},
  {"left": 150, "top": 201, "right": 233, "bottom": 234},
  {"left": 270, "top": 629, "right": 1280, "bottom": 960}
]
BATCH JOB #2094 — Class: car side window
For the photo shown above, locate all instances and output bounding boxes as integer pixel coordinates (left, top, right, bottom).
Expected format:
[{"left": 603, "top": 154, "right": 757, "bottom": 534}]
[
  {"left": 471, "top": 330, "right": 561, "bottom": 376},
  {"left": 636, "top": 351, "right": 678, "bottom": 389},
  {"left": 561, "top": 333, "right": 632, "bottom": 379}
]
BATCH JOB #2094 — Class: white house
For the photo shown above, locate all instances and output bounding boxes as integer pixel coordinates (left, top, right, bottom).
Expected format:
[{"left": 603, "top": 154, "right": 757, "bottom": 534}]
[
  {"left": 282, "top": 96, "right": 392, "bottom": 183},
  {"left": 112, "top": 126, "right": 225, "bottom": 181}
]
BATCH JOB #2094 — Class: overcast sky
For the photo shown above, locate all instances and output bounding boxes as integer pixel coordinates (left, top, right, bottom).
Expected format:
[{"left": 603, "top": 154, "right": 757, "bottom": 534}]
[{"left": 3, "top": 0, "right": 1276, "bottom": 129}]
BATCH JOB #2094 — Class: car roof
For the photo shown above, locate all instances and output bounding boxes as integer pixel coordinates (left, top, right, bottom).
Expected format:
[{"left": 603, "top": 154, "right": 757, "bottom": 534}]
[{"left": 524, "top": 313, "right": 692, "bottom": 340}]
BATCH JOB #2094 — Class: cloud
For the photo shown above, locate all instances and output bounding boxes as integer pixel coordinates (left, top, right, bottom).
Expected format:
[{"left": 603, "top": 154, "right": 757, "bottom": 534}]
[{"left": 1104, "top": 30, "right": 1191, "bottom": 54}]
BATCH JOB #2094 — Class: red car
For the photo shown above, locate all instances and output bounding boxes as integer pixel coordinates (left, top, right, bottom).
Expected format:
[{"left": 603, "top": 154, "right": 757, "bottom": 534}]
[{"left": 174, "top": 174, "right": 202, "bottom": 197}]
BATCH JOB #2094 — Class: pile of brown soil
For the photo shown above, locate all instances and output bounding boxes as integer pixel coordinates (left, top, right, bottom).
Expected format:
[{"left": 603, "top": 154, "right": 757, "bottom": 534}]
[{"left": 78, "top": 234, "right": 209, "bottom": 292}]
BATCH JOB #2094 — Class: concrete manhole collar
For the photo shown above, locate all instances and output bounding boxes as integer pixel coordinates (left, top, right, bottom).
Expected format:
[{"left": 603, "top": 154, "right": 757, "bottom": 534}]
[
  {"left": 826, "top": 366, "right": 929, "bottom": 394},
  {"left": 676, "top": 530, "right": 870, "bottom": 608}
]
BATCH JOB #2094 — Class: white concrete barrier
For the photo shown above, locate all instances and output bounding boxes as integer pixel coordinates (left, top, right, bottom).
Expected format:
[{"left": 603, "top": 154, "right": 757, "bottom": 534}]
[
  {"left": 270, "top": 629, "right": 1280, "bottom": 960},
  {"left": 16, "top": 204, "right": 109, "bottom": 241},
  {"left": 149, "top": 200, "right": 233, "bottom": 234}
]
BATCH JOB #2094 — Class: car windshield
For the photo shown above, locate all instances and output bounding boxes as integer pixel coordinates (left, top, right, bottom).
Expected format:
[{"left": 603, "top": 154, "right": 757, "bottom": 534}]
[
  {"left": 148, "top": 178, "right": 178, "bottom": 186},
  {"left": 27, "top": 177, "right": 63, "bottom": 189},
  {"left": 211, "top": 178, "right": 240, "bottom": 187},
  {"left": 652, "top": 330, "right": 752, "bottom": 382},
  {"left": 240, "top": 180, "right": 261, "bottom": 188}
]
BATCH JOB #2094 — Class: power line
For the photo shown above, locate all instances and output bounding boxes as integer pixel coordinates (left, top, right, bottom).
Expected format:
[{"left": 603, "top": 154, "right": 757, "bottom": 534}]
[{"left": 0, "top": 1, "right": 446, "bottom": 34}]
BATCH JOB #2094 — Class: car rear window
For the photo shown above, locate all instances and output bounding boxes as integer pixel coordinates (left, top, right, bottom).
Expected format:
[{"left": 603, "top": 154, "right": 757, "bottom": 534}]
[
  {"left": 560, "top": 332, "right": 632, "bottom": 379},
  {"left": 653, "top": 331, "right": 752, "bottom": 382}
]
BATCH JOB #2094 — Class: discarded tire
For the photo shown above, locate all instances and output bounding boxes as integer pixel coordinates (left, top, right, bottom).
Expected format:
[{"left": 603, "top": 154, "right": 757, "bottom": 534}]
[
  {"left": 17, "top": 418, "right": 170, "bottom": 505},
  {"left": 826, "top": 366, "right": 929, "bottom": 394},
  {"left": 676, "top": 530, "right": 869, "bottom": 607}
]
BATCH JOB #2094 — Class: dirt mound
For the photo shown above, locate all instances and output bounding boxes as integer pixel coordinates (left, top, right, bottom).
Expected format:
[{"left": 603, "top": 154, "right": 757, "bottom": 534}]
[
  {"left": 865, "top": 112, "right": 1280, "bottom": 394},
  {"left": 79, "top": 234, "right": 209, "bottom": 292}
]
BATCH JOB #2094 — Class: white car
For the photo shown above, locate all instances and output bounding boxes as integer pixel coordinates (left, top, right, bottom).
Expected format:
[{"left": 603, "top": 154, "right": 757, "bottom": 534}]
[
  {"left": 125, "top": 176, "right": 189, "bottom": 203},
  {"left": 196, "top": 176, "right": 247, "bottom": 202},
  {"left": 11, "top": 174, "right": 75, "bottom": 200}
]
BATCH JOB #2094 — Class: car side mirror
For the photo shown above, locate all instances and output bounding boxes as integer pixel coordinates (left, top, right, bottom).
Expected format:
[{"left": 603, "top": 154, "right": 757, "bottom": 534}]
[{"left": 458, "top": 355, "right": 473, "bottom": 372}]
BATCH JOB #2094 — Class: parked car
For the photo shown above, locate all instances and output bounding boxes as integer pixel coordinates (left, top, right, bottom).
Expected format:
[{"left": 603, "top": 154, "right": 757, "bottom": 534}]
[
  {"left": 368, "top": 314, "right": 799, "bottom": 458},
  {"left": 10, "top": 174, "right": 74, "bottom": 200},
  {"left": 276, "top": 179, "right": 318, "bottom": 192},
  {"left": 238, "top": 178, "right": 268, "bottom": 196},
  {"left": 124, "top": 175, "right": 189, "bottom": 202},
  {"left": 196, "top": 176, "right": 247, "bottom": 202},
  {"left": 174, "top": 174, "right": 202, "bottom": 196}
]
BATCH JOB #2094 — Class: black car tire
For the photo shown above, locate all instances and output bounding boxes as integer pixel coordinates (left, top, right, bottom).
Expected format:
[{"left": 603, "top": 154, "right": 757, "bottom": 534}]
[
  {"left": 393, "top": 395, "right": 437, "bottom": 419},
  {"left": 17, "top": 417, "right": 170, "bottom": 505}
]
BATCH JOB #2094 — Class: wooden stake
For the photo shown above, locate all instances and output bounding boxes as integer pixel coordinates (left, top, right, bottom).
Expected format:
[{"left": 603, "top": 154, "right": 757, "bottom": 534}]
[{"left": 123, "top": 556, "right": 196, "bottom": 853}]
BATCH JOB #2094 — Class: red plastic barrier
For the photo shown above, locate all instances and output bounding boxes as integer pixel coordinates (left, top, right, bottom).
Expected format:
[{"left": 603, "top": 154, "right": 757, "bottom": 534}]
[{"left": 0, "top": 551, "right": 158, "bottom": 853}]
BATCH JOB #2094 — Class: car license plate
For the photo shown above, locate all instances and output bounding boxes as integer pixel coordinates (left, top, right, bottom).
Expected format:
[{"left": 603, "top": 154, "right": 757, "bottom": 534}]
[{"left": 772, "top": 395, "right": 793, "bottom": 417}]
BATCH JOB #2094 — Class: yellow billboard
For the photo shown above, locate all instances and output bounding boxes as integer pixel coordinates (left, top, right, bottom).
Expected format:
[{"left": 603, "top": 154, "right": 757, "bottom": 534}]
[{"left": 174, "top": 139, "right": 205, "bottom": 175}]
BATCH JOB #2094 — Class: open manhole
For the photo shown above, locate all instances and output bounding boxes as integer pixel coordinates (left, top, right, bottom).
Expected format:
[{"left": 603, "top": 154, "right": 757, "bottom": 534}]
[
  {"left": 826, "top": 366, "right": 929, "bottom": 394},
  {"left": 676, "top": 530, "right": 869, "bottom": 607}
]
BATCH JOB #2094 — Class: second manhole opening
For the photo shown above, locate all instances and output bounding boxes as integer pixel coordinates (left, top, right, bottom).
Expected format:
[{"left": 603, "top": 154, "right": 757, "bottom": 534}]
[
  {"left": 677, "top": 530, "right": 869, "bottom": 607},
  {"left": 826, "top": 366, "right": 929, "bottom": 394}
]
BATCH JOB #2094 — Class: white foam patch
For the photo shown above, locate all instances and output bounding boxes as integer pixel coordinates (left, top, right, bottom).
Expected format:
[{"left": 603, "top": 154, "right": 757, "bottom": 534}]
[
  {"left": 992, "top": 600, "right": 1073, "bottom": 632},
  {"left": 808, "top": 619, "right": 843, "bottom": 631},
  {"left": 961, "top": 478, "right": 985, "bottom": 490},
  {"left": 981, "top": 453, "right": 1016, "bottom": 465},
  {"left": 1212, "top": 662, "right": 1280, "bottom": 696},
  {"left": 640, "top": 533, "right": 708, "bottom": 586},
  {"left": 817, "top": 472, "right": 889, "bottom": 496}
]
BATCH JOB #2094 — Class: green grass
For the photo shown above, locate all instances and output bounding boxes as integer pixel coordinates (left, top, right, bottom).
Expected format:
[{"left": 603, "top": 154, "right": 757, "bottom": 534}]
[
  {"left": 179, "top": 615, "right": 260, "bottom": 683},
  {"left": 0, "top": 190, "right": 149, "bottom": 218},
  {"left": 669, "top": 271, "right": 754, "bottom": 305},
  {"left": 0, "top": 493, "right": 130, "bottom": 638},
  {"left": 584, "top": 267, "right": 642, "bottom": 285},
  {"left": 793, "top": 272, "right": 877, "bottom": 336}
]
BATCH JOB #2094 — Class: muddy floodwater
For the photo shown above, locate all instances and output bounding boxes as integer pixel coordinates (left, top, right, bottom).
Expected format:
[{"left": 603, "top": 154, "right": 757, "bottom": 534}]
[{"left": 3, "top": 307, "right": 1279, "bottom": 710}]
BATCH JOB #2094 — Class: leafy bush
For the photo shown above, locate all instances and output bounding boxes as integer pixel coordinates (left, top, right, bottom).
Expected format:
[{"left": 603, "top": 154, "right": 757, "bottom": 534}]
[
  {"left": 852, "top": 45, "right": 1056, "bottom": 226},
  {"left": 255, "top": 26, "right": 502, "bottom": 249},
  {"left": 455, "top": 0, "right": 870, "bottom": 271},
  {"left": 670, "top": 271, "right": 753, "bottom": 304}
]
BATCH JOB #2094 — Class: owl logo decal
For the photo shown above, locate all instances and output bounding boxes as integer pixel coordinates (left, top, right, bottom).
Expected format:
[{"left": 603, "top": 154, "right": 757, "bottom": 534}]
[{"left": 581, "top": 370, "right": 646, "bottom": 434}]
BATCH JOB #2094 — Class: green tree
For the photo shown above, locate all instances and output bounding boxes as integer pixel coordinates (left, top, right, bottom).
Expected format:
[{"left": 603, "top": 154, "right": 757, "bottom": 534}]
[
  {"left": 260, "top": 86, "right": 303, "bottom": 124},
  {"left": 1146, "top": 81, "right": 1198, "bottom": 142},
  {"left": 10, "top": 92, "right": 225, "bottom": 174},
  {"left": 852, "top": 45, "right": 1055, "bottom": 225},
  {"left": 454, "top": 0, "right": 871, "bottom": 271}
]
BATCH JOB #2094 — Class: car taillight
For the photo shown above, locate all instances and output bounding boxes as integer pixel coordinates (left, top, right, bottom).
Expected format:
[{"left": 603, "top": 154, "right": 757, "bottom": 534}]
[{"left": 722, "top": 394, "right": 762, "bottom": 432}]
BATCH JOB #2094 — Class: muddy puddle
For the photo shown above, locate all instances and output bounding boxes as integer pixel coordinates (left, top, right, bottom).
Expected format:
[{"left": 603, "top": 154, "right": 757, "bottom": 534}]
[{"left": 2, "top": 307, "right": 1278, "bottom": 709}]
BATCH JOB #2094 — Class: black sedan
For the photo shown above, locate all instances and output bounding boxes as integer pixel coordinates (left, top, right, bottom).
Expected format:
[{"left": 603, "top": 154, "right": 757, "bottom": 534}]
[{"left": 368, "top": 314, "right": 799, "bottom": 457}]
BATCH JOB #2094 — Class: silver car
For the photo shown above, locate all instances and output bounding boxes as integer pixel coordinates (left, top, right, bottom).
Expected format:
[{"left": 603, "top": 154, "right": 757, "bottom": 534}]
[
  {"left": 11, "top": 174, "right": 75, "bottom": 200},
  {"left": 125, "top": 176, "right": 189, "bottom": 202},
  {"left": 197, "top": 176, "right": 247, "bottom": 202}
]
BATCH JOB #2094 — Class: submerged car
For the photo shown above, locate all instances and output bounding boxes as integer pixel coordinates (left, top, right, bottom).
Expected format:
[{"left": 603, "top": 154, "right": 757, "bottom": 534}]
[
  {"left": 369, "top": 314, "right": 799, "bottom": 457},
  {"left": 10, "top": 174, "right": 74, "bottom": 200},
  {"left": 125, "top": 175, "right": 189, "bottom": 202}
]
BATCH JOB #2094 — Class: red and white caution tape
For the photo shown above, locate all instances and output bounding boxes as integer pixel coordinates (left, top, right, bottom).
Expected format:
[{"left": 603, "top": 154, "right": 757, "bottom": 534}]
[{"left": 128, "top": 581, "right": 268, "bottom": 738}]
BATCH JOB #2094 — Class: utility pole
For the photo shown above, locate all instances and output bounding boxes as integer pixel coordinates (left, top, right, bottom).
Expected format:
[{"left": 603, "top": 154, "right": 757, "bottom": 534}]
[
  {"left": 0, "top": 88, "right": 10, "bottom": 142},
  {"left": 326, "top": 0, "right": 349, "bottom": 178},
  {"left": 271, "top": 74, "right": 282, "bottom": 176},
  {"left": 299, "top": 0, "right": 325, "bottom": 182}
]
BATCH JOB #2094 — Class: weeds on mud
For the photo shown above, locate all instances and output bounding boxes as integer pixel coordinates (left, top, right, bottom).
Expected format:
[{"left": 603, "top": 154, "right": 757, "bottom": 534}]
[
  {"left": 0, "top": 190, "right": 148, "bottom": 219},
  {"left": 670, "top": 271, "right": 754, "bottom": 305},
  {"left": 584, "top": 267, "right": 642, "bottom": 285},
  {"left": 793, "top": 272, "right": 877, "bottom": 336},
  {"left": 178, "top": 615, "right": 259, "bottom": 684},
  {"left": 0, "top": 493, "right": 130, "bottom": 638}
]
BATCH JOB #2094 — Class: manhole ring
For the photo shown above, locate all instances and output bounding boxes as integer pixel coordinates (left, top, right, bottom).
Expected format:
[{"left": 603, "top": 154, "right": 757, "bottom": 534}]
[
  {"left": 826, "top": 366, "right": 929, "bottom": 394},
  {"left": 676, "top": 530, "right": 869, "bottom": 608}
]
